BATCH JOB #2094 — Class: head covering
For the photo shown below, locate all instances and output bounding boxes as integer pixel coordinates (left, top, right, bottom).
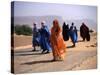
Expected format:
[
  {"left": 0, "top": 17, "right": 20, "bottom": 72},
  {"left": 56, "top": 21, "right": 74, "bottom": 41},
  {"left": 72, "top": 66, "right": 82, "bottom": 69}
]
[
  {"left": 64, "top": 22, "right": 68, "bottom": 25},
  {"left": 41, "top": 21, "right": 46, "bottom": 27},
  {"left": 52, "top": 19, "right": 61, "bottom": 33},
  {"left": 41, "top": 21, "right": 46, "bottom": 24},
  {"left": 33, "top": 22, "right": 37, "bottom": 25},
  {"left": 72, "top": 22, "right": 74, "bottom": 26},
  {"left": 53, "top": 19, "right": 60, "bottom": 27}
]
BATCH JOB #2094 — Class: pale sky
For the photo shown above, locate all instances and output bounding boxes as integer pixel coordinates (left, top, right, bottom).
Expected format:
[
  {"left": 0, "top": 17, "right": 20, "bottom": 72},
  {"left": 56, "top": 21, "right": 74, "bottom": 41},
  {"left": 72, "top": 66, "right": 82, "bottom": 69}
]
[{"left": 13, "top": 1, "right": 97, "bottom": 22}]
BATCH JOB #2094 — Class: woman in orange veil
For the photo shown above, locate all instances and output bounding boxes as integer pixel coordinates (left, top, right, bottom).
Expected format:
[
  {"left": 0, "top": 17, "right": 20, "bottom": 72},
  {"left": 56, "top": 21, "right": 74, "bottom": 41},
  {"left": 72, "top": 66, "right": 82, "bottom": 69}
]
[{"left": 50, "top": 19, "right": 66, "bottom": 61}]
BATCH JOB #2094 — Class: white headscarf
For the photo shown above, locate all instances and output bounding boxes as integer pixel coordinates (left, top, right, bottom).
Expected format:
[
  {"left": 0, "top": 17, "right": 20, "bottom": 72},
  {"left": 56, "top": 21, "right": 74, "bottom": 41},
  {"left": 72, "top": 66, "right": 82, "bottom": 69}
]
[{"left": 41, "top": 21, "right": 46, "bottom": 24}]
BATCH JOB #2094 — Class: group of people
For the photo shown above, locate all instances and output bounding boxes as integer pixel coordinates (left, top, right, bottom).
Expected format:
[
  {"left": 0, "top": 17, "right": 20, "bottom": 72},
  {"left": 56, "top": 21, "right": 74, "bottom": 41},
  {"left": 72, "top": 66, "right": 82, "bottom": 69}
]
[
  {"left": 62, "top": 22, "right": 78, "bottom": 47},
  {"left": 32, "top": 21, "right": 51, "bottom": 54},
  {"left": 32, "top": 19, "right": 90, "bottom": 61}
]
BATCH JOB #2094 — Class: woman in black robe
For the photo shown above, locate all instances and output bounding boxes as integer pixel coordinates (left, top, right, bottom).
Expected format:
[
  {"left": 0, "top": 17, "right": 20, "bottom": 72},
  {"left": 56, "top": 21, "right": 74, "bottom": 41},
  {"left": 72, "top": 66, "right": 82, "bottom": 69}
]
[
  {"left": 80, "top": 22, "right": 90, "bottom": 41},
  {"left": 62, "top": 22, "right": 70, "bottom": 41}
]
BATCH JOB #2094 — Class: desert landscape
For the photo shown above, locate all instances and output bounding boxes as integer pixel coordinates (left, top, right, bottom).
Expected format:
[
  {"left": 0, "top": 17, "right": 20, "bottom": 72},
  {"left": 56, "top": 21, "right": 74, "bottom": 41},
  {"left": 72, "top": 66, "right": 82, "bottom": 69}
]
[
  {"left": 12, "top": 31, "right": 97, "bottom": 74},
  {"left": 11, "top": 2, "right": 97, "bottom": 74}
]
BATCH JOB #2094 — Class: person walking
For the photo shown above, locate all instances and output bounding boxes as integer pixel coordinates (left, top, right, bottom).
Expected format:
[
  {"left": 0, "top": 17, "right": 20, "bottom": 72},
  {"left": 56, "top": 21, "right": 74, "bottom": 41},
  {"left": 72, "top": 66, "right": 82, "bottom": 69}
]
[{"left": 50, "top": 19, "right": 66, "bottom": 61}]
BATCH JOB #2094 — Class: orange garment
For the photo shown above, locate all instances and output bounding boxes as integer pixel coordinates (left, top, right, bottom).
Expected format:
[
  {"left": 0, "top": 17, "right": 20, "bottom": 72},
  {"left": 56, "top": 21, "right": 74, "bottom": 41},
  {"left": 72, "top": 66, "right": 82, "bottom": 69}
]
[{"left": 50, "top": 20, "right": 66, "bottom": 61}]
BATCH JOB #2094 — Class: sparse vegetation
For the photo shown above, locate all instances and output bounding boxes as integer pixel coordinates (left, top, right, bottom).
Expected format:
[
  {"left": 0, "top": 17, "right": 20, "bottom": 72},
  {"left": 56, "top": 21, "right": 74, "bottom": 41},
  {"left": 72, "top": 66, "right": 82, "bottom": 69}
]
[{"left": 14, "top": 25, "right": 32, "bottom": 36}]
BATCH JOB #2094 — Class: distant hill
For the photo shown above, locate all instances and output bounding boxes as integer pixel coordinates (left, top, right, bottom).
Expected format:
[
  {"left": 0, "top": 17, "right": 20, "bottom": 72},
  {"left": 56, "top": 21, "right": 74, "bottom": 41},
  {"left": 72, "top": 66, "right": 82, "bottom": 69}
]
[
  {"left": 14, "top": 16, "right": 64, "bottom": 30},
  {"left": 13, "top": 16, "right": 97, "bottom": 31}
]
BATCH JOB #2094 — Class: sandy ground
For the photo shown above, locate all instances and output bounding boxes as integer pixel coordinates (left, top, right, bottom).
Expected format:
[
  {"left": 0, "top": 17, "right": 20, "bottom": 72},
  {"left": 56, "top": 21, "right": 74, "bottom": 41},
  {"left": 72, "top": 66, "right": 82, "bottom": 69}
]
[
  {"left": 14, "top": 35, "right": 32, "bottom": 47},
  {"left": 12, "top": 32, "right": 97, "bottom": 74}
]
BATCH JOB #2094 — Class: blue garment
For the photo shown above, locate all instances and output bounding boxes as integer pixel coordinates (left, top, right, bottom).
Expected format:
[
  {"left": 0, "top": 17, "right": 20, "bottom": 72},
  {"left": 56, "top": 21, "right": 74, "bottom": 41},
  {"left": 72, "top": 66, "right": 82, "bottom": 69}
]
[
  {"left": 32, "top": 27, "right": 41, "bottom": 47},
  {"left": 69, "top": 25, "right": 77, "bottom": 43},
  {"left": 69, "top": 30, "right": 77, "bottom": 43},
  {"left": 74, "top": 29, "right": 78, "bottom": 42},
  {"left": 39, "top": 26, "right": 52, "bottom": 52}
]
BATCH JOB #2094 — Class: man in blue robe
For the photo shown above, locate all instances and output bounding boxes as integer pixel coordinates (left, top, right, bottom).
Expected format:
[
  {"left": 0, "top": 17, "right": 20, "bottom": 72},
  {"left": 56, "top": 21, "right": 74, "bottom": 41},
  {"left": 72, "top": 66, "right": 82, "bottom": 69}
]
[
  {"left": 32, "top": 22, "right": 40, "bottom": 51},
  {"left": 69, "top": 22, "right": 77, "bottom": 47},
  {"left": 39, "top": 21, "right": 52, "bottom": 53}
]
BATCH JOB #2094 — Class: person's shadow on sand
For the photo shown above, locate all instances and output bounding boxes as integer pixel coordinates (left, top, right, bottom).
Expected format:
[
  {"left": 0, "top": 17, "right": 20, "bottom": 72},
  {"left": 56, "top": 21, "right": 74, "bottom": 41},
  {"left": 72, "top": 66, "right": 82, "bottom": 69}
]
[
  {"left": 14, "top": 49, "right": 44, "bottom": 56},
  {"left": 15, "top": 49, "right": 40, "bottom": 53},
  {"left": 67, "top": 45, "right": 76, "bottom": 48},
  {"left": 21, "top": 60, "right": 58, "bottom": 65},
  {"left": 14, "top": 52, "right": 45, "bottom": 56}
]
